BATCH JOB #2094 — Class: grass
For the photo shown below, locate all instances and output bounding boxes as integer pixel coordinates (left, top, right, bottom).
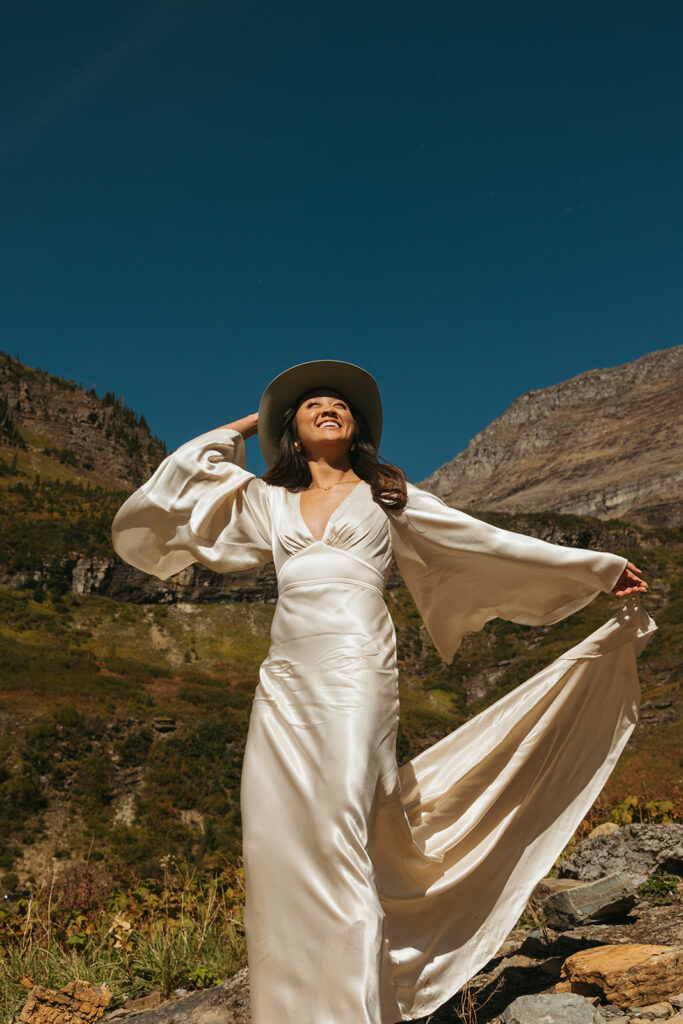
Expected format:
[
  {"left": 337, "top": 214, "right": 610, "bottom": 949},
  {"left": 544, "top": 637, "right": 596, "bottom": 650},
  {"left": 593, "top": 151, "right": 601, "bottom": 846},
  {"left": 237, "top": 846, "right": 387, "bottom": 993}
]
[
  {"left": 638, "top": 871, "right": 681, "bottom": 906},
  {"left": 0, "top": 858, "right": 246, "bottom": 1021}
]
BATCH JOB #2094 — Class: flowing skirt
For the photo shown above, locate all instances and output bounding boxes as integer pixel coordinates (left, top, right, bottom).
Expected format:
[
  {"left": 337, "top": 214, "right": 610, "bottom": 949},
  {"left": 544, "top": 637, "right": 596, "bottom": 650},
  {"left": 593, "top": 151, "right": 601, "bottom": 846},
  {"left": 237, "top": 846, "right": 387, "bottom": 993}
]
[{"left": 240, "top": 573, "right": 655, "bottom": 1024}]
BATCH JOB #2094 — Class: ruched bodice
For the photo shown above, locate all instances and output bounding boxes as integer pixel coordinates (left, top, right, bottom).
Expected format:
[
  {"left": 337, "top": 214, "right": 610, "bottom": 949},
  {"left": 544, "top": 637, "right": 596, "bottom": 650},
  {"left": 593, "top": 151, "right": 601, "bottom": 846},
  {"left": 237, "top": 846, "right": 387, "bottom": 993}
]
[
  {"left": 270, "top": 479, "right": 394, "bottom": 585},
  {"left": 111, "top": 426, "right": 656, "bottom": 1024}
]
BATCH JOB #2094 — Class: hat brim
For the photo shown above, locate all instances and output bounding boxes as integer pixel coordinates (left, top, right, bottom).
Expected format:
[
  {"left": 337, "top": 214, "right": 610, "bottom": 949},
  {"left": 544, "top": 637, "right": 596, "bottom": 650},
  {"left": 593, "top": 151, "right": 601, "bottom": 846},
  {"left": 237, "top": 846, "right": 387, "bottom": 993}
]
[{"left": 258, "top": 360, "right": 383, "bottom": 468}]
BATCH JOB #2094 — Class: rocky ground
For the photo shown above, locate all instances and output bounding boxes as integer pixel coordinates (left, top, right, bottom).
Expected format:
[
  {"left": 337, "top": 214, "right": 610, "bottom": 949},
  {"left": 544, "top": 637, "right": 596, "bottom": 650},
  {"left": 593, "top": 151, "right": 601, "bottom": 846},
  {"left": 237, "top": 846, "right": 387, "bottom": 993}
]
[{"left": 16, "top": 823, "right": 683, "bottom": 1024}]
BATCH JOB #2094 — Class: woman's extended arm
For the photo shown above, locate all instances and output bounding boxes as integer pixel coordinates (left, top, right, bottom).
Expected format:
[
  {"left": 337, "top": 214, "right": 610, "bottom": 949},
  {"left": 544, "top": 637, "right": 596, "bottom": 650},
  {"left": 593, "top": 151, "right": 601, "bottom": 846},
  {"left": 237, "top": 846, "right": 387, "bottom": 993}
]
[{"left": 388, "top": 484, "right": 649, "bottom": 664}]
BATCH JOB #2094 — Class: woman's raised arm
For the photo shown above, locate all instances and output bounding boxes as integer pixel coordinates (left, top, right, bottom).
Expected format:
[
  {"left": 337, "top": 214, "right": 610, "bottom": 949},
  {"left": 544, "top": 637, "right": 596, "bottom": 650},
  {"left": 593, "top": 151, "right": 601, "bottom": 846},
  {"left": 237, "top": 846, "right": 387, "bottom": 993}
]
[
  {"left": 218, "top": 412, "right": 259, "bottom": 438},
  {"left": 111, "top": 423, "right": 272, "bottom": 581}
]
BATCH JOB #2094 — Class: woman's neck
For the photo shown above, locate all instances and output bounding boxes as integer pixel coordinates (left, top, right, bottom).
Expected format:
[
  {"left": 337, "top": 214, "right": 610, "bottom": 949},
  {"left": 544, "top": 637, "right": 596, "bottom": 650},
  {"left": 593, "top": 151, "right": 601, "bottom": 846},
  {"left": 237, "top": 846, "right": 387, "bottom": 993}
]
[{"left": 306, "top": 457, "right": 359, "bottom": 491}]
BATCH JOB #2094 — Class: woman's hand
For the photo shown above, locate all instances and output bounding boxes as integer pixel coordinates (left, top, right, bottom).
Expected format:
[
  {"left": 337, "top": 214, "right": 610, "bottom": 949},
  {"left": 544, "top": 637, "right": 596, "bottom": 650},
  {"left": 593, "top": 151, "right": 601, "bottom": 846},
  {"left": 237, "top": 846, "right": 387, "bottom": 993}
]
[
  {"left": 219, "top": 413, "right": 259, "bottom": 439},
  {"left": 612, "top": 560, "right": 648, "bottom": 597}
]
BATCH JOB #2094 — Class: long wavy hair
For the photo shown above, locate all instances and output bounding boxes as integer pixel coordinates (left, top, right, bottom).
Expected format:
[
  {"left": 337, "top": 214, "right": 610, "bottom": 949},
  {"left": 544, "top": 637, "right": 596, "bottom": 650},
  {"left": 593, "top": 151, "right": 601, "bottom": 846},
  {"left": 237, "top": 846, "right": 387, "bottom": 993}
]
[{"left": 262, "top": 393, "right": 407, "bottom": 511}]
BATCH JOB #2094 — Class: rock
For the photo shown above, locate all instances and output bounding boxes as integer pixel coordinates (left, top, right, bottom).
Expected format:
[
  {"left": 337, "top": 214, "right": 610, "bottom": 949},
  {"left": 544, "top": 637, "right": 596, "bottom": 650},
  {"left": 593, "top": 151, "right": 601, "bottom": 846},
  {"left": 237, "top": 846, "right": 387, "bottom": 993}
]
[
  {"left": 152, "top": 717, "right": 177, "bottom": 734},
  {"left": 560, "top": 944, "right": 683, "bottom": 1008},
  {"left": 20, "top": 979, "right": 112, "bottom": 1023},
  {"left": 558, "top": 824, "right": 683, "bottom": 886},
  {"left": 664, "top": 1015, "right": 683, "bottom": 1024},
  {"left": 538, "top": 956, "right": 565, "bottom": 976},
  {"left": 588, "top": 823, "right": 621, "bottom": 839},
  {"left": 542, "top": 872, "right": 637, "bottom": 929},
  {"left": 122, "top": 989, "right": 163, "bottom": 1011},
  {"left": 501, "top": 991, "right": 601, "bottom": 1024},
  {"left": 105, "top": 968, "right": 250, "bottom": 1023},
  {"left": 623, "top": 1002, "right": 674, "bottom": 1019},
  {"left": 594, "top": 1006, "right": 630, "bottom": 1021},
  {"left": 672, "top": 995, "right": 683, "bottom": 1010},
  {"left": 531, "top": 877, "right": 586, "bottom": 902},
  {"left": 497, "top": 938, "right": 525, "bottom": 956},
  {"left": 519, "top": 931, "right": 589, "bottom": 960}
]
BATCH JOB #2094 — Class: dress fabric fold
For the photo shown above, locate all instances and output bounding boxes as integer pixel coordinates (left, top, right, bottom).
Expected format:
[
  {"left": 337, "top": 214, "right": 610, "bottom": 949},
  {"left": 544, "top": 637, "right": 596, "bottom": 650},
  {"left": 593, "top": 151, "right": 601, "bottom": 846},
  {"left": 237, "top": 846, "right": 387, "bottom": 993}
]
[{"left": 111, "top": 428, "right": 656, "bottom": 1024}]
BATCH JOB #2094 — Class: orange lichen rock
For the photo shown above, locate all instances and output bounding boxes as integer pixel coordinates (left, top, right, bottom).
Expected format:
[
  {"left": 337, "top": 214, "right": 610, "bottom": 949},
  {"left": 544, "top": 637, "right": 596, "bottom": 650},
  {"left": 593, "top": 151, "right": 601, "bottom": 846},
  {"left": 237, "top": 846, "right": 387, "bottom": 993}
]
[
  {"left": 19, "top": 979, "right": 112, "bottom": 1023},
  {"left": 559, "top": 944, "right": 683, "bottom": 1009}
]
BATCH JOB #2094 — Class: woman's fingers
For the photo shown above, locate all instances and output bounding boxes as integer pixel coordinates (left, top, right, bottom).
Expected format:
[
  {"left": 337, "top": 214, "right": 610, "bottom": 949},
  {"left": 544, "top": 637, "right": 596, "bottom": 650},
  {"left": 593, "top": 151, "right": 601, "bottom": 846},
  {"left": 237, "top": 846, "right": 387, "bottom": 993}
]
[{"left": 612, "top": 559, "right": 649, "bottom": 596}]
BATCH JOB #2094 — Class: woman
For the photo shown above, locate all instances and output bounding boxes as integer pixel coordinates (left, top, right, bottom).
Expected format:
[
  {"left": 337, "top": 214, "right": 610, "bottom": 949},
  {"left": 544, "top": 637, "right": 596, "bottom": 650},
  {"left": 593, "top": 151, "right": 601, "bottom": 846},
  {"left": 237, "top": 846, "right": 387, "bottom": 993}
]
[{"left": 112, "top": 359, "right": 654, "bottom": 1024}]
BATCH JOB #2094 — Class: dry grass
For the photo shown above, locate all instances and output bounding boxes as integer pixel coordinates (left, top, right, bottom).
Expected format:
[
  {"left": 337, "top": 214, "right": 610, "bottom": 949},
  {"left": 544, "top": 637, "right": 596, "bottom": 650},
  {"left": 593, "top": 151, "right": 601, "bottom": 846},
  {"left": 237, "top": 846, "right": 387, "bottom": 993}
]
[{"left": 0, "top": 856, "right": 247, "bottom": 1020}]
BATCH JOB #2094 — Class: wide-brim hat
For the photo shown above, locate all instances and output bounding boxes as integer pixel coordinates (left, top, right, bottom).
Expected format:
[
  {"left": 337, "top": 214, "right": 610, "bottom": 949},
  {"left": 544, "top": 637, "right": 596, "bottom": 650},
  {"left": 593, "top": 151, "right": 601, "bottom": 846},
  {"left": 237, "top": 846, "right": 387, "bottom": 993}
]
[{"left": 258, "top": 360, "right": 383, "bottom": 467}]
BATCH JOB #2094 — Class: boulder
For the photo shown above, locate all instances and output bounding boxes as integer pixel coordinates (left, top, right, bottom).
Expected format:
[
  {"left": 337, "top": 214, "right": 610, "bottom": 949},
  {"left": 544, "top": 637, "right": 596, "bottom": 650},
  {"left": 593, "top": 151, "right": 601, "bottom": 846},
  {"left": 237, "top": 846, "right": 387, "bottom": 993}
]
[
  {"left": 559, "top": 824, "right": 683, "bottom": 885},
  {"left": 501, "top": 992, "right": 601, "bottom": 1024},
  {"left": 541, "top": 872, "right": 636, "bottom": 929},
  {"left": 559, "top": 944, "right": 683, "bottom": 1008}
]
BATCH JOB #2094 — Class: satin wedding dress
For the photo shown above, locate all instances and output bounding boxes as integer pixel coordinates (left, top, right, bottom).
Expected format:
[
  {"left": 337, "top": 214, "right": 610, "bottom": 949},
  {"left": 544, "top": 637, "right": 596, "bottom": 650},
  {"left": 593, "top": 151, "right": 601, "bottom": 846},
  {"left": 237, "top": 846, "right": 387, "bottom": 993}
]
[{"left": 111, "top": 427, "right": 656, "bottom": 1024}]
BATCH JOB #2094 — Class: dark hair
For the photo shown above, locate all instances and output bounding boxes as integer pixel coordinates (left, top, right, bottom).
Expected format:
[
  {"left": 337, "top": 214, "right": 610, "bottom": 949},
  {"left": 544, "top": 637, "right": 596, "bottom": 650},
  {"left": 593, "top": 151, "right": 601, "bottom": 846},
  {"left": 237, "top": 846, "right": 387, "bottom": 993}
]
[{"left": 262, "top": 394, "right": 407, "bottom": 511}]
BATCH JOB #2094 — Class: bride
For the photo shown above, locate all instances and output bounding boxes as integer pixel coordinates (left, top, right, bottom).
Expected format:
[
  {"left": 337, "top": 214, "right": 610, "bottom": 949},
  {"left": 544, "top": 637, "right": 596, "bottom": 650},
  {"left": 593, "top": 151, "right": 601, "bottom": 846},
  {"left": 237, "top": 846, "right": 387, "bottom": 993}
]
[{"left": 112, "top": 359, "right": 653, "bottom": 1024}]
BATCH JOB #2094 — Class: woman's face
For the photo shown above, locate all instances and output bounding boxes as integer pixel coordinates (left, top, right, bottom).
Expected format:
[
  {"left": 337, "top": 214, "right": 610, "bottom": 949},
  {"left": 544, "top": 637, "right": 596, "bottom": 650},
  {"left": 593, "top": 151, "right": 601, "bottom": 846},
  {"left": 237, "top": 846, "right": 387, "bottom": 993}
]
[{"left": 294, "top": 390, "right": 355, "bottom": 457}]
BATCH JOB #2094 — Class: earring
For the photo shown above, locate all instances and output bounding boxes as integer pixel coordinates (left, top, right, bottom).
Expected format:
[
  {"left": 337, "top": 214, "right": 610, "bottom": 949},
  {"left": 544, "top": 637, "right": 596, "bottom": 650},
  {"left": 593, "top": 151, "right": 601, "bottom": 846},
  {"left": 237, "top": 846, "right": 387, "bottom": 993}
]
[
  {"left": 349, "top": 442, "right": 356, "bottom": 451},
  {"left": 294, "top": 440, "right": 302, "bottom": 452}
]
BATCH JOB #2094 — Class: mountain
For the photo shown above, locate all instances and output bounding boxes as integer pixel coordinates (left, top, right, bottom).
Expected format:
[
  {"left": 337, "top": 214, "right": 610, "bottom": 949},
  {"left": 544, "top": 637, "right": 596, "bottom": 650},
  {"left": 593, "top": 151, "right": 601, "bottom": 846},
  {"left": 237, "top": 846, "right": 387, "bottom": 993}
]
[
  {"left": 0, "top": 351, "right": 166, "bottom": 489},
  {"left": 419, "top": 346, "right": 683, "bottom": 527},
  {"left": 0, "top": 350, "right": 679, "bottom": 890}
]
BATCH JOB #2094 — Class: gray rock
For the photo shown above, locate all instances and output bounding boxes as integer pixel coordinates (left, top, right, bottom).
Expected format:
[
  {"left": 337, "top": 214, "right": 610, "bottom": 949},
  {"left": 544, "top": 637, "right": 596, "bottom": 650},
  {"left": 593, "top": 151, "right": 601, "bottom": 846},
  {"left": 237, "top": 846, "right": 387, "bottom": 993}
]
[
  {"left": 594, "top": 1006, "right": 630, "bottom": 1022},
  {"left": 501, "top": 992, "right": 601, "bottom": 1024},
  {"left": 623, "top": 1003, "right": 674, "bottom": 1020},
  {"left": 531, "top": 878, "right": 587, "bottom": 903},
  {"left": 104, "top": 969, "right": 250, "bottom": 1023},
  {"left": 542, "top": 872, "right": 637, "bottom": 929},
  {"left": 558, "top": 824, "right": 683, "bottom": 886}
]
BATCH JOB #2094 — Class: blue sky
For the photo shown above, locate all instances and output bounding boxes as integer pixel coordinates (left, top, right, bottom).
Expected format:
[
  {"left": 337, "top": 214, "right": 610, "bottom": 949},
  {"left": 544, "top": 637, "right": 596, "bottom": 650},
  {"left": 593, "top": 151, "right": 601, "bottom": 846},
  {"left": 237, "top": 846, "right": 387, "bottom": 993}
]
[{"left": 1, "top": 1, "right": 681, "bottom": 480}]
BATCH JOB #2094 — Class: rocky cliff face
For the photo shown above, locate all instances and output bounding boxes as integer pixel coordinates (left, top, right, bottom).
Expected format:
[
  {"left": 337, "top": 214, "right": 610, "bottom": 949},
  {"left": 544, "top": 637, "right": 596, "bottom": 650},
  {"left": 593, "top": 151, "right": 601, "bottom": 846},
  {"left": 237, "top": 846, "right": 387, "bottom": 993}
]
[
  {"left": 420, "top": 346, "right": 682, "bottom": 527},
  {"left": 0, "top": 351, "right": 166, "bottom": 489},
  {"left": 0, "top": 514, "right": 655, "bottom": 605}
]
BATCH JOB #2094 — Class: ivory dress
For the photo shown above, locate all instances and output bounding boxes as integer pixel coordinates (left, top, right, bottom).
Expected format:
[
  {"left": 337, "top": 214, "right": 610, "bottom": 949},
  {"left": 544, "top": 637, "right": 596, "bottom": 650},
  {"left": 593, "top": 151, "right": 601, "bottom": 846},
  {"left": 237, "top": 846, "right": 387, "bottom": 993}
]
[{"left": 111, "top": 427, "right": 656, "bottom": 1024}]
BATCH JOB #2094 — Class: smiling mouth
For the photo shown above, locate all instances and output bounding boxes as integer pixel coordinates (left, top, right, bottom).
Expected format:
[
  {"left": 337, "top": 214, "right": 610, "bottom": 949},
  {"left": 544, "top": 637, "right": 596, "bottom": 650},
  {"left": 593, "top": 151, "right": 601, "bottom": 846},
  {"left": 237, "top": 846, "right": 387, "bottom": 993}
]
[{"left": 318, "top": 420, "right": 341, "bottom": 429}]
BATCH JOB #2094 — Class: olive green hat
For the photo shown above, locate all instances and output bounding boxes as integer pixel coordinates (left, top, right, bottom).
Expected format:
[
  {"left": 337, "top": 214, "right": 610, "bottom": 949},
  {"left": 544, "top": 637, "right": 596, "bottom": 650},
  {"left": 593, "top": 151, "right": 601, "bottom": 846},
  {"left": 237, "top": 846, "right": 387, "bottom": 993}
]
[{"left": 258, "top": 360, "right": 383, "bottom": 467}]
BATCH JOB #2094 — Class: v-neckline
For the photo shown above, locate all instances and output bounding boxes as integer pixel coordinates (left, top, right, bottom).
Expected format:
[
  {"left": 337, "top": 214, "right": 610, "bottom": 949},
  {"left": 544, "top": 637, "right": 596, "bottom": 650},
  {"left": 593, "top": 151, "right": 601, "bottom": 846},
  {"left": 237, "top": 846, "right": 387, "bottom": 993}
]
[{"left": 297, "top": 481, "right": 364, "bottom": 544}]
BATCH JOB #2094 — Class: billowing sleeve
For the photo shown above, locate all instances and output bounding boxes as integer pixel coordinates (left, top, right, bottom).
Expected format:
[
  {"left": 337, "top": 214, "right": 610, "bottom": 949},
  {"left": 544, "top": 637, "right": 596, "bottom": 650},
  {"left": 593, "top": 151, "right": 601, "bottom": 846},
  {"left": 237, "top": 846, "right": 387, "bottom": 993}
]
[
  {"left": 111, "top": 428, "right": 273, "bottom": 580},
  {"left": 388, "top": 483, "right": 627, "bottom": 664}
]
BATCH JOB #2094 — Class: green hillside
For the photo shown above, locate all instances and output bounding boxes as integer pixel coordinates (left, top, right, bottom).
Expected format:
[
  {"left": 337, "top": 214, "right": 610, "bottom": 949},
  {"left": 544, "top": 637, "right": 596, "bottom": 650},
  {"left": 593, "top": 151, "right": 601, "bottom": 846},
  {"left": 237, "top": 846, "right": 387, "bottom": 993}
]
[{"left": 0, "top": 517, "right": 679, "bottom": 888}]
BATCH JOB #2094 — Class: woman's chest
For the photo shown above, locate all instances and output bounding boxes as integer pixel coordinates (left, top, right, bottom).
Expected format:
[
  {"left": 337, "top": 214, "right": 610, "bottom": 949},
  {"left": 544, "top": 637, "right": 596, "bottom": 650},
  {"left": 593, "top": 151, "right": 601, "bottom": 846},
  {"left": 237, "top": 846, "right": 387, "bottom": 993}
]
[{"left": 269, "top": 481, "right": 393, "bottom": 578}]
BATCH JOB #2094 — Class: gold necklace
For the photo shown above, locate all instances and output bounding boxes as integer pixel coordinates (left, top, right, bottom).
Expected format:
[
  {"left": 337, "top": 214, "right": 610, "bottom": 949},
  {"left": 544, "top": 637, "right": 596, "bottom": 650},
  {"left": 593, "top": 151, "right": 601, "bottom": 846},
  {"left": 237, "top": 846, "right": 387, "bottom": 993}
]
[{"left": 307, "top": 476, "right": 358, "bottom": 492}]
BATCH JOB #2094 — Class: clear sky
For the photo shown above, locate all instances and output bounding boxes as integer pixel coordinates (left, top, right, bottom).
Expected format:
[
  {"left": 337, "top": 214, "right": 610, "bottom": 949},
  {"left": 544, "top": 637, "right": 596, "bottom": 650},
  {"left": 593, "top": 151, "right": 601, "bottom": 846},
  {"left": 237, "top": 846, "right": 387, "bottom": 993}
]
[{"left": 1, "top": 1, "right": 680, "bottom": 480}]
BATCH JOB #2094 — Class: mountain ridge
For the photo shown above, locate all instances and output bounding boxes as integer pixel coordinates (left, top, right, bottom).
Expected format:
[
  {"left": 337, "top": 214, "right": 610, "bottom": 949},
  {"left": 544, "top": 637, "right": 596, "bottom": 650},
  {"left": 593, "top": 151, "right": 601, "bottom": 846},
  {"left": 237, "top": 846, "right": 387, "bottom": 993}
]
[
  {"left": 0, "top": 351, "right": 166, "bottom": 489},
  {"left": 419, "top": 346, "right": 682, "bottom": 527}
]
